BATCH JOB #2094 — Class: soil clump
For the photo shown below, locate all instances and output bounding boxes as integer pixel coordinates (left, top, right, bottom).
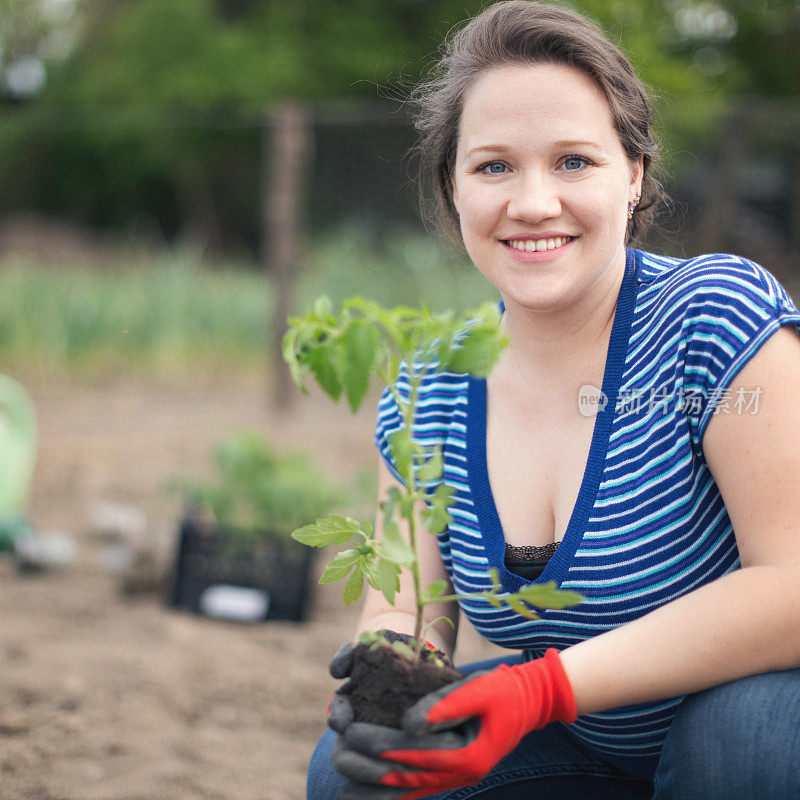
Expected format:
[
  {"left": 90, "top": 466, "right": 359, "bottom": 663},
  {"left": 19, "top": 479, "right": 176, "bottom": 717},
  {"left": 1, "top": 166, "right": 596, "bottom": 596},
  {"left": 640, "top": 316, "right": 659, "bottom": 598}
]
[{"left": 340, "top": 642, "right": 464, "bottom": 728}]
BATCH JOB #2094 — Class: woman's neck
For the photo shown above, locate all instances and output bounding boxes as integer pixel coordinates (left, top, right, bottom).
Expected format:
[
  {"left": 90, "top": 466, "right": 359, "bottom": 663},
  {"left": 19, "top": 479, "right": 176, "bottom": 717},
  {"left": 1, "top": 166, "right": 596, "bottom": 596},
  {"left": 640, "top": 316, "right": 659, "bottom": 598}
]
[{"left": 496, "top": 262, "right": 624, "bottom": 385}]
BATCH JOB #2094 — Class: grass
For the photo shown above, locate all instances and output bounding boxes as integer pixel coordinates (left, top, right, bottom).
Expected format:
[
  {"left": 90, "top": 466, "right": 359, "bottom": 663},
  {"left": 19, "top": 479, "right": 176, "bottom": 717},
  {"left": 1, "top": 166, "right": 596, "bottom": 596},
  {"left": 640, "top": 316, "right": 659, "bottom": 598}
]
[
  {"left": 0, "top": 228, "right": 497, "bottom": 379},
  {"left": 0, "top": 249, "right": 272, "bottom": 379},
  {"left": 295, "top": 224, "right": 495, "bottom": 313}
]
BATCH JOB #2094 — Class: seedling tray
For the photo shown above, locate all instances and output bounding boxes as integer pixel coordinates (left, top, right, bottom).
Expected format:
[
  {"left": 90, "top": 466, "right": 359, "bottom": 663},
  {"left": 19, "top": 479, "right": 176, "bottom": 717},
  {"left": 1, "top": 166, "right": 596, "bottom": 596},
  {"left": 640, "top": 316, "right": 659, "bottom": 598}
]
[{"left": 168, "top": 516, "right": 314, "bottom": 622}]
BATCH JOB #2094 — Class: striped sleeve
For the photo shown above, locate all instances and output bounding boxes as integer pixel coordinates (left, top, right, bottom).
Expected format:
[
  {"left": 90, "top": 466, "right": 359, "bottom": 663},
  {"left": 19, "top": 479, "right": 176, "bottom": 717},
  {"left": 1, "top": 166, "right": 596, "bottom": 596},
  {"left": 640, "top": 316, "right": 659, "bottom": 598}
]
[
  {"left": 374, "top": 366, "right": 410, "bottom": 484},
  {"left": 677, "top": 254, "right": 800, "bottom": 454}
]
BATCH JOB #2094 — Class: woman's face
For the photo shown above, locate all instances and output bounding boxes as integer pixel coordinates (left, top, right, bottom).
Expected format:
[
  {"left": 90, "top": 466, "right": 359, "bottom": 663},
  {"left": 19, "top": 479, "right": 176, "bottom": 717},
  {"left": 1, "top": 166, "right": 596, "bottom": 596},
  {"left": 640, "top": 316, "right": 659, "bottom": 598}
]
[{"left": 452, "top": 62, "right": 643, "bottom": 317}]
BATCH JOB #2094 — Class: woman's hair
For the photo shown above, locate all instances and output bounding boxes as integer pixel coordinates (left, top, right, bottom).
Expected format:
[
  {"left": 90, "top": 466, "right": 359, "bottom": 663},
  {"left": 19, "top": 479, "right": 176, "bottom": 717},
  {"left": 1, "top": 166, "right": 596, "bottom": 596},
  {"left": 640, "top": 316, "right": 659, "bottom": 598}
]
[{"left": 411, "top": 0, "right": 663, "bottom": 245}]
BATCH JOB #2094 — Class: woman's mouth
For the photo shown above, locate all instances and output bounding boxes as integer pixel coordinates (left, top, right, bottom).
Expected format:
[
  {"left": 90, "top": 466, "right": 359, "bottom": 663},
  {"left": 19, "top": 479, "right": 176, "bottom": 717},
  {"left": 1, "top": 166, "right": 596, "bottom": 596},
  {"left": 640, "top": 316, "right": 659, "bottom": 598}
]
[{"left": 503, "top": 235, "right": 575, "bottom": 252}]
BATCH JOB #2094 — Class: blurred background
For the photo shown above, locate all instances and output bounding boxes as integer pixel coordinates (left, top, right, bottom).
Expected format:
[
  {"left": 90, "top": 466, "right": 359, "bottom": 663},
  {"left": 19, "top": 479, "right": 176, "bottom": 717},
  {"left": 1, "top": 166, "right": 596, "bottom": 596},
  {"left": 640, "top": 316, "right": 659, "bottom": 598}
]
[{"left": 0, "top": 1, "right": 797, "bottom": 799}]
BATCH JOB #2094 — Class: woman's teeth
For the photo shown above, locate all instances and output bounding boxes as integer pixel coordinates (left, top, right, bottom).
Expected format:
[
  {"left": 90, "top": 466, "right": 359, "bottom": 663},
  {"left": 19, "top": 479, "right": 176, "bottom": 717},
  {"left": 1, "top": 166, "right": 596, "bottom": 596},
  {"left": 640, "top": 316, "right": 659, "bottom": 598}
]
[{"left": 506, "top": 236, "right": 572, "bottom": 252}]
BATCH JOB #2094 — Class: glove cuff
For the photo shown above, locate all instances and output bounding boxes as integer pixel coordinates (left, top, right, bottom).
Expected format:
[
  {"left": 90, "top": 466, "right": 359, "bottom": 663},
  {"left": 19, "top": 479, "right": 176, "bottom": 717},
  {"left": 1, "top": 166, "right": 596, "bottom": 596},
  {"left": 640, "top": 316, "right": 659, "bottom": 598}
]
[
  {"left": 541, "top": 648, "right": 578, "bottom": 724},
  {"left": 514, "top": 648, "right": 577, "bottom": 728}
]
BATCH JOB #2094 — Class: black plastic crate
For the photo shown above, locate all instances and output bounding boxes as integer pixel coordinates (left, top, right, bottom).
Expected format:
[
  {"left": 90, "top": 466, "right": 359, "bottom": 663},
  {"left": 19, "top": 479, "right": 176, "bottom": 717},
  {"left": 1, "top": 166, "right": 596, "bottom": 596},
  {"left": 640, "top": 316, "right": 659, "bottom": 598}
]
[{"left": 168, "top": 516, "right": 314, "bottom": 622}]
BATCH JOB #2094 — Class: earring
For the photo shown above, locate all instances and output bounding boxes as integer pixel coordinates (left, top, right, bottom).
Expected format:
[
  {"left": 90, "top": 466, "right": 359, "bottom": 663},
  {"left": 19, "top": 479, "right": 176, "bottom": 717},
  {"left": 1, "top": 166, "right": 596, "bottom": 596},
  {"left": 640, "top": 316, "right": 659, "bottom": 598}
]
[{"left": 627, "top": 191, "right": 641, "bottom": 220}]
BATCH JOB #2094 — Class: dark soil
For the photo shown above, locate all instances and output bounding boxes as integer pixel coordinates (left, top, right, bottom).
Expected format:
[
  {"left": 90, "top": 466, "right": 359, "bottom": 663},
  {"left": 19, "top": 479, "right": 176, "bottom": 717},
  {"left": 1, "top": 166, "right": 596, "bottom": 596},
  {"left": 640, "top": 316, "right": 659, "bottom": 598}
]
[{"left": 339, "top": 642, "right": 464, "bottom": 728}]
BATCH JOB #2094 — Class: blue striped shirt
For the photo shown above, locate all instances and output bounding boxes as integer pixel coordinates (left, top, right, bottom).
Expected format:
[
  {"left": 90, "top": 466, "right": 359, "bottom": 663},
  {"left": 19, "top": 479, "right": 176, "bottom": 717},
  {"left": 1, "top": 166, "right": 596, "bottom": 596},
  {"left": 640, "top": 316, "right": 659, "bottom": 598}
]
[{"left": 374, "top": 249, "right": 800, "bottom": 777}]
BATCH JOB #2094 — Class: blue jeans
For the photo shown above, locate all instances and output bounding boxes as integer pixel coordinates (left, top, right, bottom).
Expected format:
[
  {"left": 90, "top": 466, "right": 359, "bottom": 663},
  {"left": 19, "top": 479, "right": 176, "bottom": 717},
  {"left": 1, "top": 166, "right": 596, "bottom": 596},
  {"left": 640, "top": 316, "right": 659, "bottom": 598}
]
[{"left": 307, "top": 655, "right": 800, "bottom": 800}]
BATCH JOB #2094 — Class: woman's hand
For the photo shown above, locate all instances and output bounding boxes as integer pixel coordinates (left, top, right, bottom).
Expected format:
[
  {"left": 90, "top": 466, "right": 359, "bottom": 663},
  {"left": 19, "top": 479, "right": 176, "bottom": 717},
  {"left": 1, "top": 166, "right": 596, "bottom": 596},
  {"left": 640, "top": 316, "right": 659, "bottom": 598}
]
[
  {"left": 326, "top": 641, "right": 358, "bottom": 733},
  {"left": 333, "top": 724, "right": 468, "bottom": 800},
  {"left": 334, "top": 648, "right": 576, "bottom": 797}
]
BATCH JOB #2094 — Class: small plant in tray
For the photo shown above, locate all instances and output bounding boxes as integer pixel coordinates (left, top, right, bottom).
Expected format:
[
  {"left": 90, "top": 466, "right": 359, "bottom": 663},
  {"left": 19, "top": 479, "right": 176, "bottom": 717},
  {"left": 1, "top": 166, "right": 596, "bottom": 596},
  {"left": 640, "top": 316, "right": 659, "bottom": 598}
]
[
  {"left": 169, "top": 430, "right": 343, "bottom": 622},
  {"left": 283, "top": 297, "right": 582, "bottom": 724},
  {"left": 177, "top": 430, "right": 342, "bottom": 550}
]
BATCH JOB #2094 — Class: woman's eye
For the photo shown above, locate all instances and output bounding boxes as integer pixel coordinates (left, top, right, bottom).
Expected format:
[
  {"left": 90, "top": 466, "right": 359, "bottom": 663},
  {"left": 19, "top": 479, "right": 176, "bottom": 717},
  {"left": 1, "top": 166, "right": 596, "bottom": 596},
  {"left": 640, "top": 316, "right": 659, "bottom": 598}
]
[
  {"left": 562, "top": 156, "right": 590, "bottom": 171},
  {"left": 479, "top": 161, "right": 509, "bottom": 175}
]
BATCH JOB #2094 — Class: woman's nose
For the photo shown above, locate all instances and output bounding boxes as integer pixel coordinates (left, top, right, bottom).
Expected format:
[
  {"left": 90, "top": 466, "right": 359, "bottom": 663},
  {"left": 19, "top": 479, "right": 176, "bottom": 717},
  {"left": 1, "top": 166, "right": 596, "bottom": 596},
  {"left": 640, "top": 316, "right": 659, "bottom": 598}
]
[{"left": 506, "top": 172, "right": 562, "bottom": 222}]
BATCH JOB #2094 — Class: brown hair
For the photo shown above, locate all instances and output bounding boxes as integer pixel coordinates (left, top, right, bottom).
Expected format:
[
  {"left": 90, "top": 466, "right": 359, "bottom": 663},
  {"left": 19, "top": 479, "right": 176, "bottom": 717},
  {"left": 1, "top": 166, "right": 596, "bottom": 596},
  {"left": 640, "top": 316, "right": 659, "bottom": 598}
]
[{"left": 411, "top": 0, "right": 662, "bottom": 245}]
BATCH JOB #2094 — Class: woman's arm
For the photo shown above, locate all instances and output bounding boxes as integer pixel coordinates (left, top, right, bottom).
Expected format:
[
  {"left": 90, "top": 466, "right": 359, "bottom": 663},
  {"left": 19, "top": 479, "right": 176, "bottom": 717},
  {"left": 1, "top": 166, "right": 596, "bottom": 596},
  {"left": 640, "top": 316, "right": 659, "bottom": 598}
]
[
  {"left": 561, "top": 324, "right": 800, "bottom": 714},
  {"left": 355, "top": 457, "right": 459, "bottom": 658}
]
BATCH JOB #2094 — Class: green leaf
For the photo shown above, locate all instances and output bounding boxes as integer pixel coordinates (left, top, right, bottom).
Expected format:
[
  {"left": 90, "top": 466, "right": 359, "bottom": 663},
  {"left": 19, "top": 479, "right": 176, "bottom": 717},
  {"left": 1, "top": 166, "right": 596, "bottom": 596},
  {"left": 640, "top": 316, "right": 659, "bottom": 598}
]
[
  {"left": 361, "top": 552, "right": 381, "bottom": 591},
  {"left": 420, "top": 505, "right": 450, "bottom": 535},
  {"left": 318, "top": 549, "right": 359, "bottom": 584},
  {"left": 313, "top": 295, "right": 333, "bottom": 319},
  {"left": 380, "top": 520, "right": 416, "bottom": 565},
  {"left": 398, "top": 490, "right": 416, "bottom": 519},
  {"left": 307, "top": 342, "right": 343, "bottom": 402},
  {"left": 434, "top": 325, "right": 457, "bottom": 367},
  {"left": 382, "top": 352, "right": 401, "bottom": 387},
  {"left": 388, "top": 427, "right": 413, "bottom": 480},
  {"left": 341, "top": 318, "right": 378, "bottom": 412},
  {"left": 417, "top": 447, "right": 443, "bottom": 483},
  {"left": 358, "top": 630, "right": 381, "bottom": 646},
  {"left": 421, "top": 482, "right": 454, "bottom": 534},
  {"left": 389, "top": 639, "right": 417, "bottom": 662},
  {"left": 377, "top": 558, "right": 400, "bottom": 605},
  {"left": 431, "top": 482, "right": 455, "bottom": 506},
  {"left": 291, "top": 514, "right": 361, "bottom": 547},
  {"left": 424, "top": 614, "right": 456, "bottom": 632},
  {"left": 380, "top": 486, "right": 402, "bottom": 529},
  {"left": 281, "top": 326, "right": 306, "bottom": 390},
  {"left": 446, "top": 327, "right": 506, "bottom": 377},
  {"left": 343, "top": 569, "right": 365, "bottom": 605},
  {"left": 488, "top": 568, "right": 501, "bottom": 591},
  {"left": 504, "top": 595, "right": 540, "bottom": 620},
  {"left": 516, "top": 582, "right": 584, "bottom": 610},
  {"left": 291, "top": 522, "right": 339, "bottom": 547},
  {"left": 426, "top": 580, "right": 448, "bottom": 600}
]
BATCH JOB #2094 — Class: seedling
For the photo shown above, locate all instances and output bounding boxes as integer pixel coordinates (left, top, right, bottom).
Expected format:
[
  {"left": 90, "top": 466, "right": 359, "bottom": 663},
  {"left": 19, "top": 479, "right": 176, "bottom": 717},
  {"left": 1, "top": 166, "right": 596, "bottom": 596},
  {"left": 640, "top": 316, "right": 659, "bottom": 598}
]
[
  {"left": 284, "top": 297, "right": 582, "bottom": 660},
  {"left": 174, "top": 429, "right": 342, "bottom": 548}
]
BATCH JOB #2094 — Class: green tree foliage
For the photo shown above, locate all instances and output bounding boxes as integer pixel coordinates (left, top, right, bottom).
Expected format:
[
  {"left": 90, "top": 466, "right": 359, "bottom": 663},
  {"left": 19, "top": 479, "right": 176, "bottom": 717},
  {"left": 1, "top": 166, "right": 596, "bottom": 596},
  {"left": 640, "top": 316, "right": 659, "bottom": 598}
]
[
  {"left": 51, "top": 0, "right": 487, "bottom": 107},
  {"left": 666, "top": 0, "right": 800, "bottom": 97},
  {"left": 0, "top": 1, "right": 796, "bottom": 246}
]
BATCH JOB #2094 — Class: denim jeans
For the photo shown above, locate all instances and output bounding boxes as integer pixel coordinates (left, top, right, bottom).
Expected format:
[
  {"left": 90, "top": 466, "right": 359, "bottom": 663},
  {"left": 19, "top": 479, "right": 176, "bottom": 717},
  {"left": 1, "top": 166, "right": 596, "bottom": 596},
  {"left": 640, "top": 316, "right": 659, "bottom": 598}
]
[{"left": 307, "top": 654, "right": 800, "bottom": 800}]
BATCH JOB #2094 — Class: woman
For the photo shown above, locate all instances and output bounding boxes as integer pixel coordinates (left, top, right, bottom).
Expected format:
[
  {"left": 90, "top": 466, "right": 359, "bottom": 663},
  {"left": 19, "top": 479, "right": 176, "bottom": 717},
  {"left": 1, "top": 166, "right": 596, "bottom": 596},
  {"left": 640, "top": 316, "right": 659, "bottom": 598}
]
[{"left": 308, "top": 2, "right": 800, "bottom": 798}]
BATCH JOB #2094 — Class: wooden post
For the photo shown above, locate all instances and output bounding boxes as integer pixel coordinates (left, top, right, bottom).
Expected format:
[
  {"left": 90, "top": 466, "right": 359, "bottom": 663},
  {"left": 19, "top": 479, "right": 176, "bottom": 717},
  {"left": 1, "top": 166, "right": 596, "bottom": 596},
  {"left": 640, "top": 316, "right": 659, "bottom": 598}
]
[{"left": 261, "top": 101, "right": 313, "bottom": 410}]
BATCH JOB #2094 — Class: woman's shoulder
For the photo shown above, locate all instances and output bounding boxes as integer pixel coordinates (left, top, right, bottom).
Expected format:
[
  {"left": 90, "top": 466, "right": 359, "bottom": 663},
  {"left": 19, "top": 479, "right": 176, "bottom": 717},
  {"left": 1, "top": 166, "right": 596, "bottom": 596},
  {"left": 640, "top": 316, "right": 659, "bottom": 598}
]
[
  {"left": 633, "top": 248, "right": 795, "bottom": 313},
  {"left": 379, "top": 306, "right": 502, "bottom": 409}
]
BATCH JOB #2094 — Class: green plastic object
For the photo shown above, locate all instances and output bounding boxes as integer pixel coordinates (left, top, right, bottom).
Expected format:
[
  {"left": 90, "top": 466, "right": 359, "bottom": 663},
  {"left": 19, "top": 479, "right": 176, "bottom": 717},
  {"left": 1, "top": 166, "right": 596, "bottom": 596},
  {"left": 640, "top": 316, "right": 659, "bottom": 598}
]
[{"left": 0, "top": 375, "right": 37, "bottom": 549}]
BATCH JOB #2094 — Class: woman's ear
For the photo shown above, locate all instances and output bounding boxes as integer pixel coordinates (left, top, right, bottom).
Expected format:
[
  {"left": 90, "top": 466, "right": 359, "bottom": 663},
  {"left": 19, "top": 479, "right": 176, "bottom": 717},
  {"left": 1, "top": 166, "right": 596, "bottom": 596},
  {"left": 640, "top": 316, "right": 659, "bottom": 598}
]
[{"left": 630, "top": 154, "right": 644, "bottom": 195}]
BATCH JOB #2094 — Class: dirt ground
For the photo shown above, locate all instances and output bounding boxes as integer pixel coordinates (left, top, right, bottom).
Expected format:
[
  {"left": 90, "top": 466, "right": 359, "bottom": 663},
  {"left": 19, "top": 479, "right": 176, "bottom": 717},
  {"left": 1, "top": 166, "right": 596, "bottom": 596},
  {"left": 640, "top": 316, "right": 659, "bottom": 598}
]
[{"left": 0, "top": 373, "right": 502, "bottom": 800}]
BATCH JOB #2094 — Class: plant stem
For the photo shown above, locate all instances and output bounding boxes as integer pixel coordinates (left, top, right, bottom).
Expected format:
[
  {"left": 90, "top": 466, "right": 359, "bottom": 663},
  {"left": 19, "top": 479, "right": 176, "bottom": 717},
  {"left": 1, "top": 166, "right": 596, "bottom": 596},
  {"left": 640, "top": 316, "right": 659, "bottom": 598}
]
[
  {"left": 422, "top": 591, "right": 497, "bottom": 607},
  {"left": 421, "top": 593, "right": 463, "bottom": 605},
  {"left": 408, "top": 493, "right": 425, "bottom": 660},
  {"left": 403, "top": 364, "right": 426, "bottom": 662}
]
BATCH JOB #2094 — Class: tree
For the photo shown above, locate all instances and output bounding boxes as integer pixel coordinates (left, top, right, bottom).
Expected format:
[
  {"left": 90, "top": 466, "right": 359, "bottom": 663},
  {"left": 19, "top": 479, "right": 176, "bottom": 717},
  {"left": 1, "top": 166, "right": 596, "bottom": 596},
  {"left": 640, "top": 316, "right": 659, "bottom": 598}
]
[{"left": 0, "top": 0, "right": 796, "bottom": 248}]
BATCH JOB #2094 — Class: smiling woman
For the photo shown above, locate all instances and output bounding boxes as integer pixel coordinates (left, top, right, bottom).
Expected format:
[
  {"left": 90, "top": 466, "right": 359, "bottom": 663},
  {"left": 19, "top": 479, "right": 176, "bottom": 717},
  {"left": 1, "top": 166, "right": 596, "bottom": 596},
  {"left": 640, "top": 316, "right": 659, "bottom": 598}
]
[
  {"left": 412, "top": 1, "right": 661, "bottom": 249},
  {"left": 451, "top": 63, "right": 640, "bottom": 318},
  {"left": 307, "top": 3, "right": 800, "bottom": 800}
]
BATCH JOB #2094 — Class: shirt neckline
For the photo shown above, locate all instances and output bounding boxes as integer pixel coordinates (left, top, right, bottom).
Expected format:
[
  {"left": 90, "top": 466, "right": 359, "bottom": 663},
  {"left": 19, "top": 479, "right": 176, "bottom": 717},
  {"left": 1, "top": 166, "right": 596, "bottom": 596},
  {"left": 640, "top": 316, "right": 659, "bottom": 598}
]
[{"left": 466, "top": 248, "right": 641, "bottom": 594}]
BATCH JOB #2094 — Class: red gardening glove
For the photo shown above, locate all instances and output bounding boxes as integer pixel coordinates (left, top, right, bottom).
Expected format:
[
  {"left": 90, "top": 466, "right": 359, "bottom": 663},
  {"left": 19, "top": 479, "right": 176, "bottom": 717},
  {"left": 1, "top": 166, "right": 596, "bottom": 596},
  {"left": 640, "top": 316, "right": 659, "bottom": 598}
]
[{"left": 336, "top": 648, "right": 576, "bottom": 798}]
